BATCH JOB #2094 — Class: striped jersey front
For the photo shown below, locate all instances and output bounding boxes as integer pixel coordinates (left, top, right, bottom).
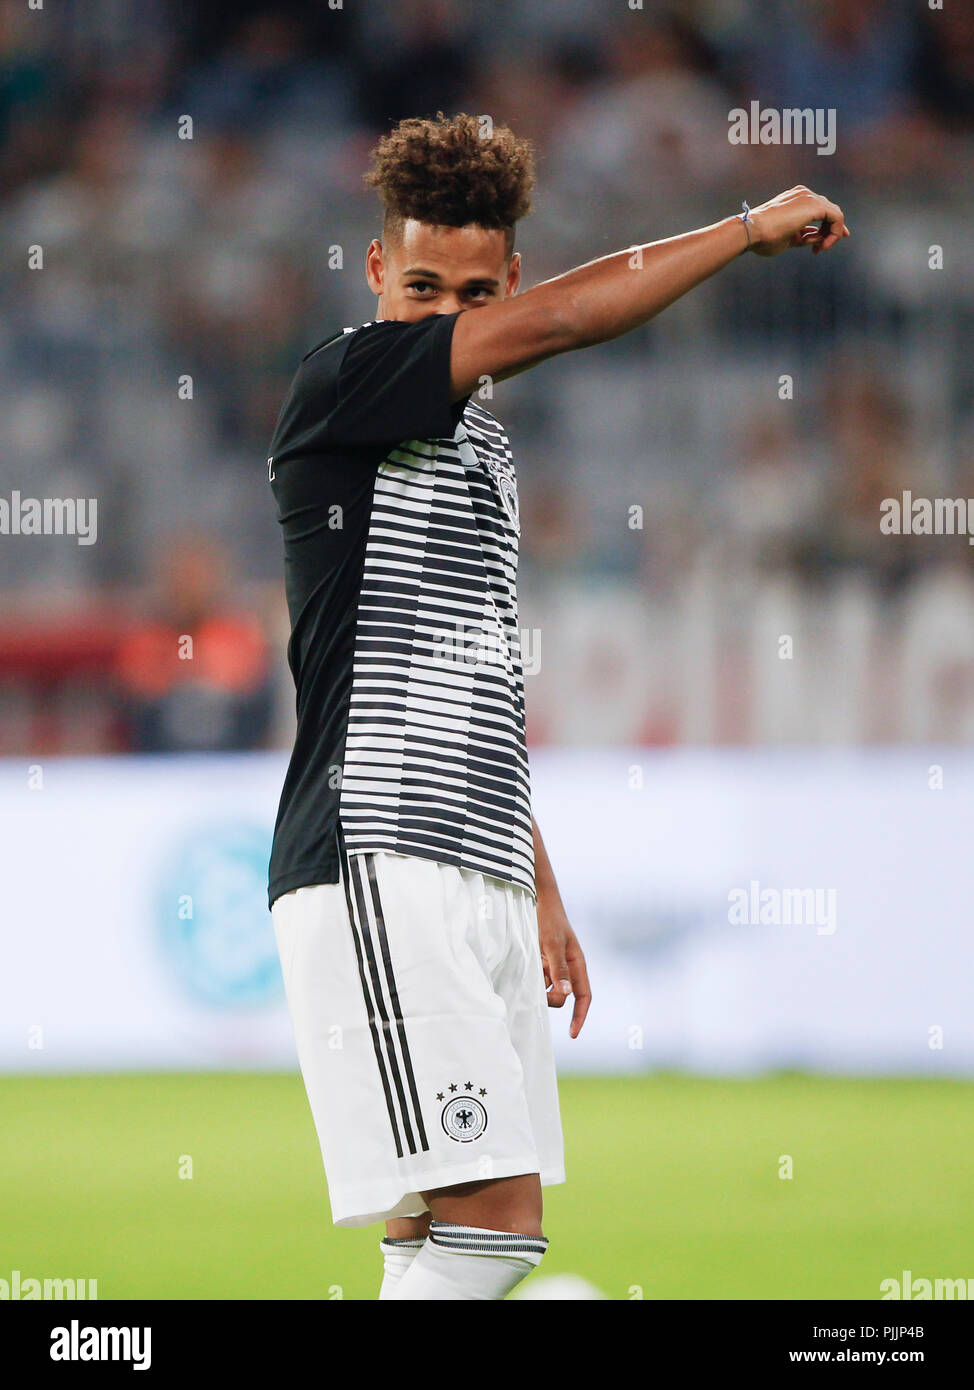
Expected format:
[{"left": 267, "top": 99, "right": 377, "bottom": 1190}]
[
  {"left": 267, "top": 312, "right": 535, "bottom": 907},
  {"left": 339, "top": 397, "right": 533, "bottom": 891}
]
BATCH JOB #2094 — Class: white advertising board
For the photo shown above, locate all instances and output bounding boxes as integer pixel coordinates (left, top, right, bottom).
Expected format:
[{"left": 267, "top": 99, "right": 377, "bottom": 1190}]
[{"left": 1, "top": 749, "right": 970, "bottom": 1075}]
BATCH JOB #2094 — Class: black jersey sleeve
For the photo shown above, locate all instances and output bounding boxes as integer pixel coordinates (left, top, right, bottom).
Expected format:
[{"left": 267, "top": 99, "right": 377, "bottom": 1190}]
[{"left": 270, "top": 313, "right": 465, "bottom": 462}]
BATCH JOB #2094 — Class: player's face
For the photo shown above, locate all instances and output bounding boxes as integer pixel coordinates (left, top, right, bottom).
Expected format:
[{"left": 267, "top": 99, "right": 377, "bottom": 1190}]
[{"left": 366, "top": 219, "right": 521, "bottom": 322}]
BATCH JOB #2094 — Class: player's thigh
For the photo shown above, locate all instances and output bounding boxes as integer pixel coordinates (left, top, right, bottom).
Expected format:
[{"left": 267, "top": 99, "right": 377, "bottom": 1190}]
[
  {"left": 420, "top": 1172, "right": 543, "bottom": 1236},
  {"left": 490, "top": 882, "right": 565, "bottom": 1166}
]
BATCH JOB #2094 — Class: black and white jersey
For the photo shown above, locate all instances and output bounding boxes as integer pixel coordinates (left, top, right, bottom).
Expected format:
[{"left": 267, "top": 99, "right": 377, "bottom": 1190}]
[{"left": 267, "top": 313, "right": 533, "bottom": 909}]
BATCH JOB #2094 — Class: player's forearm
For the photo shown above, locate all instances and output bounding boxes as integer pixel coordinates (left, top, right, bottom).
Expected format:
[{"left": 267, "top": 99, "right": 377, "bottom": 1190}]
[
  {"left": 532, "top": 816, "right": 564, "bottom": 908},
  {"left": 450, "top": 215, "right": 747, "bottom": 397},
  {"left": 450, "top": 185, "right": 848, "bottom": 399},
  {"left": 538, "top": 214, "right": 748, "bottom": 350}
]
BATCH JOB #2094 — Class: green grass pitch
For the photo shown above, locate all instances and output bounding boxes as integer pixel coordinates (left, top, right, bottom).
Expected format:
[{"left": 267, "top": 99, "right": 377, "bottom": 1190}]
[{"left": 2, "top": 1072, "right": 971, "bottom": 1300}]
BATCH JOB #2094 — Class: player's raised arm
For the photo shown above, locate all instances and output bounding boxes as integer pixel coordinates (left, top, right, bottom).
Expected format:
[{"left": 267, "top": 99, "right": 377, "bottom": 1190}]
[{"left": 449, "top": 185, "right": 849, "bottom": 400}]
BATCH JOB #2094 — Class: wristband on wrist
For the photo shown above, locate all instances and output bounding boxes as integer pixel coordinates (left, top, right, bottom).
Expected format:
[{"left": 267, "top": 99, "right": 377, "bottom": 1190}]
[{"left": 738, "top": 200, "right": 754, "bottom": 249}]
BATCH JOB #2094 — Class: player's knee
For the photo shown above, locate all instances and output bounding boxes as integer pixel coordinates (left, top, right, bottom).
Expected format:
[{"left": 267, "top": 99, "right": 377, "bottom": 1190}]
[
  {"left": 424, "top": 1174, "right": 543, "bottom": 1238},
  {"left": 483, "top": 1209, "right": 544, "bottom": 1239},
  {"left": 493, "top": 1191, "right": 544, "bottom": 1239}
]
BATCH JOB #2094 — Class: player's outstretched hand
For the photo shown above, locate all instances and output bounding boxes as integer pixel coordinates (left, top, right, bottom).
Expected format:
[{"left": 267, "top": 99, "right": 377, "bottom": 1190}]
[
  {"left": 539, "top": 906, "right": 592, "bottom": 1039},
  {"left": 748, "top": 185, "right": 850, "bottom": 257}
]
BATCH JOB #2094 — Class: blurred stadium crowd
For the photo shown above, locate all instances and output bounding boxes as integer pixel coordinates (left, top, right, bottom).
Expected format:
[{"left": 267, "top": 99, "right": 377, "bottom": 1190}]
[{"left": 2, "top": 0, "right": 974, "bottom": 754}]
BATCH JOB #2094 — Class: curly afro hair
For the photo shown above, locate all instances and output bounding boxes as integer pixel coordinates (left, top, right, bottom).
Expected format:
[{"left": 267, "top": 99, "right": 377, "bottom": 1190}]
[{"left": 364, "top": 112, "right": 535, "bottom": 256}]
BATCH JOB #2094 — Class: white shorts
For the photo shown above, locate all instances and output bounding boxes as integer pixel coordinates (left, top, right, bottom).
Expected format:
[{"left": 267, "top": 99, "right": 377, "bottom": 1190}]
[{"left": 271, "top": 843, "right": 566, "bottom": 1227}]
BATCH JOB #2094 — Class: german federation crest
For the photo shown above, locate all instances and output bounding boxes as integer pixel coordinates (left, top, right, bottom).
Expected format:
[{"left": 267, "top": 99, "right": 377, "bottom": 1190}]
[
  {"left": 483, "top": 457, "right": 520, "bottom": 535},
  {"left": 495, "top": 470, "right": 520, "bottom": 534},
  {"left": 436, "top": 1082, "right": 488, "bottom": 1142}
]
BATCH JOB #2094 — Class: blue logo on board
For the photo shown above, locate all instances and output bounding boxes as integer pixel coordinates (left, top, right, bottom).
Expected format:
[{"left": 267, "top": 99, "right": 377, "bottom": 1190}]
[{"left": 157, "top": 823, "right": 281, "bottom": 1008}]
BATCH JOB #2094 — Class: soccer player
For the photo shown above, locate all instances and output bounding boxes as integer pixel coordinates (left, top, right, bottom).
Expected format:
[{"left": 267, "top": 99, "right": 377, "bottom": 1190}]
[{"left": 267, "top": 113, "right": 848, "bottom": 1301}]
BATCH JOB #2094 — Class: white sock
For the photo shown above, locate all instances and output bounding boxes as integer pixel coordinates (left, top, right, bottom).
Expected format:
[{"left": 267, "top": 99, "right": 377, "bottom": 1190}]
[
  {"left": 378, "top": 1236, "right": 425, "bottom": 1300},
  {"left": 388, "top": 1222, "right": 548, "bottom": 1301}
]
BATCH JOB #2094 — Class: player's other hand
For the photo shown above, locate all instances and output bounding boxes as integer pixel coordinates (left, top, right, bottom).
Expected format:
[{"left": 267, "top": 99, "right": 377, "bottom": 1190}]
[
  {"left": 538, "top": 905, "right": 592, "bottom": 1039},
  {"left": 748, "top": 185, "right": 850, "bottom": 257}
]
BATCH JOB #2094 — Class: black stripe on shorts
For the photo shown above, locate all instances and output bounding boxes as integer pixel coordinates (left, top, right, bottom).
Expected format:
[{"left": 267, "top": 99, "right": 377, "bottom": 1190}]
[{"left": 338, "top": 829, "right": 428, "bottom": 1157}]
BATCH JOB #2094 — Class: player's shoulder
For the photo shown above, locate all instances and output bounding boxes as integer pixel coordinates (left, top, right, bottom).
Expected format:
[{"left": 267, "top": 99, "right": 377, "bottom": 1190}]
[
  {"left": 301, "top": 316, "right": 439, "bottom": 365},
  {"left": 300, "top": 322, "right": 370, "bottom": 364},
  {"left": 291, "top": 323, "right": 374, "bottom": 400},
  {"left": 297, "top": 320, "right": 430, "bottom": 397}
]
